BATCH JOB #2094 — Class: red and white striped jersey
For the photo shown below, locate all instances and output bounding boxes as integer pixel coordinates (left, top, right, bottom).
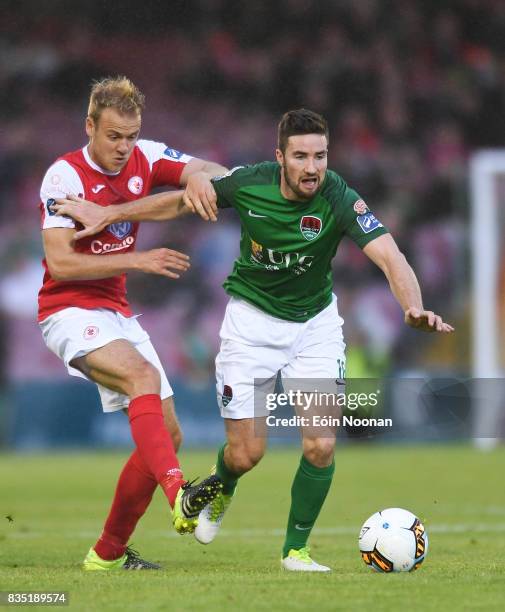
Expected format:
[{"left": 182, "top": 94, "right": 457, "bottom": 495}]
[{"left": 38, "top": 140, "right": 193, "bottom": 322}]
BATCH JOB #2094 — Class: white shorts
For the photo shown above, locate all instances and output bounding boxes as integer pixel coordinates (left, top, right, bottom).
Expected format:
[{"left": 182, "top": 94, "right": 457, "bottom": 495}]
[
  {"left": 216, "top": 296, "right": 346, "bottom": 419},
  {"left": 39, "top": 307, "right": 173, "bottom": 413}
]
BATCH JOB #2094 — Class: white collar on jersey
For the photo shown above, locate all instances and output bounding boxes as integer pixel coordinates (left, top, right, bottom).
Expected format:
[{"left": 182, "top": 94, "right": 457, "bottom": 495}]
[{"left": 82, "top": 146, "right": 122, "bottom": 176}]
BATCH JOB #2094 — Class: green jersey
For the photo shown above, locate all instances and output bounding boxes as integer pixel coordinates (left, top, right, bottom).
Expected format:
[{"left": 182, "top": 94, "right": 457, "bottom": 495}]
[{"left": 212, "top": 162, "right": 388, "bottom": 322}]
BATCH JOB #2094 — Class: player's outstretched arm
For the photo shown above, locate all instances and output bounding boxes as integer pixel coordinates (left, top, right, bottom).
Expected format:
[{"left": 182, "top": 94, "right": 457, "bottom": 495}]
[
  {"left": 43, "top": 227, "right": 190, "bottom": 281},
  {"left": 50, "top": 191, "right": 190, "bottom": 240},
  {"left": 363, "top": 234, "right": 454, "bottom": 333},
  {"left": 179, "top": 158, "right": 229, "bottom": 222}
]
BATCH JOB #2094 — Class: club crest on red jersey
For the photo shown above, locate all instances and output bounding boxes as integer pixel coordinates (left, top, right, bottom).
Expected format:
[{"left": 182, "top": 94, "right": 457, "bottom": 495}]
[
  {"left": 128, "top": 175, "right": 143, "bottom": 195},
  {"left": 107, "top": 222, "right": 133, "bottom": 239},
  {"left": 300, "top": 216, "right": 322, "bottom": 241}
]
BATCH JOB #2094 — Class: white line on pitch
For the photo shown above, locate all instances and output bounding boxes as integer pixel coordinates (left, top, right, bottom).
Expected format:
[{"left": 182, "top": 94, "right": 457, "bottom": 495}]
[{"left": 5, "top": 523, "right": 505, "bottom": 539}]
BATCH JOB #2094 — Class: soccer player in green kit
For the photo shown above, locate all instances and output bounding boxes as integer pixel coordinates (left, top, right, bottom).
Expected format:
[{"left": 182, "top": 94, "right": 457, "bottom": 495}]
[
  {"left": 51, "top": 109, "right": 454, "bottom": 572},
  {"left": 194, "top": 109, "right": 453, "bottom": 571}
]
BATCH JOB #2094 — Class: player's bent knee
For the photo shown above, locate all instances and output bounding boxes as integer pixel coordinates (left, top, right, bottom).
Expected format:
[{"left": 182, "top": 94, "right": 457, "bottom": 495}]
[
  {"left": 128, "top": 361, "right": 161, "bottom": 397},
  {"left": 231, "top": 455, "right": 260, "bottom": 474},
  {"left": 303, "top": 437, "right": 336, "bottom": 467},
  {"left": 228, "top": 445, "right": 264, "bottom": 474},
  {"left": 139, "top": 361, "right": 161, "bottom": 389}
]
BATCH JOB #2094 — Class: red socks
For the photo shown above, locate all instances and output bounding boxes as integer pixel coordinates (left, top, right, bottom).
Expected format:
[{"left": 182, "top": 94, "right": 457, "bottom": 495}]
[
  {"left": 94, "top": 450, "right": 157, "bottom": 561},
  {"left": 128, "top": 394, "right": 185, "bottom": 505},
  {"left": 94, "top": 394, "right": 185, "bottom": 561}
]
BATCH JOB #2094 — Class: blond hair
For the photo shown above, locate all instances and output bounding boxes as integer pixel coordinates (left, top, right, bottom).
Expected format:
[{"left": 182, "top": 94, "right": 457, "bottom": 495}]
[{"left": 87, "top": 76, "right": 145, "bottom": 122}]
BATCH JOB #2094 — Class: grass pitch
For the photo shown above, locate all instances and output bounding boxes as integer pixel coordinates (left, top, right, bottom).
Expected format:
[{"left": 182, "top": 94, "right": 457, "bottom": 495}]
[{"left": 1, "top": 445, "right": 504, "bottom": 611}]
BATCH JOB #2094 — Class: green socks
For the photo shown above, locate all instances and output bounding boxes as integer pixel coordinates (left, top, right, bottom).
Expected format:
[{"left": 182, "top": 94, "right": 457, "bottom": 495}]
[
  {"left": 215, "top": 443, "right": 240, "bottom": 495},
  {"left": 282, "top": 455, "right": 335, "bottom": 558},
  {"left": 215, "top": 444, "right": 335, "bottom": 555}
]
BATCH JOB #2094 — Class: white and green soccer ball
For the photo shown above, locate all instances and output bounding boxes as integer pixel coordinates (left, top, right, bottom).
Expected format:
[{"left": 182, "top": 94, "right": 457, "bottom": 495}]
[{"left": 359, "top": 507, "right": 428, "bottom": 572}]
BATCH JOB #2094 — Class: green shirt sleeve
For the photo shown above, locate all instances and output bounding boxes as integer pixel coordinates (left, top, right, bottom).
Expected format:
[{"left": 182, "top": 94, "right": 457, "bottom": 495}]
[
  {"left": 211, "top": 166, "right": 245, "bottom": 209},
  {"left": 328, "top": 171, "right": 388, "bottom": 248}
]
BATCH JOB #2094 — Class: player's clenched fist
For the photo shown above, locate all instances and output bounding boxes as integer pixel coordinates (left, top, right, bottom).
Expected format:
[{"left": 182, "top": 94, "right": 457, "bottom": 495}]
[
  {"left": 137, "top": 248, "right": 190, "bottom": 279},
  {"left": 182, "top": 171, "right": 218, "bottom": 222}
]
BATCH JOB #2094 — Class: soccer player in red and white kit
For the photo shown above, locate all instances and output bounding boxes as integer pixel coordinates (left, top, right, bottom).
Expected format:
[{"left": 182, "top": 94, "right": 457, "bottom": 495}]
[{"left": 38, "top": 76, "right": 226, "bottom": 570}]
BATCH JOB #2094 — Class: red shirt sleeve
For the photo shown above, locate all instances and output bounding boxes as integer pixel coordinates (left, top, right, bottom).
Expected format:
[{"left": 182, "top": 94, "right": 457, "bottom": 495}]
[{"left": 137, "top": 139, "right": 194, "bottom": 188}]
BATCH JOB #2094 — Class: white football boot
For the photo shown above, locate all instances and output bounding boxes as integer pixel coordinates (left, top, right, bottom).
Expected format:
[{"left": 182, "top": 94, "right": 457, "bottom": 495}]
[
  {"left": 194, "top": 490, "right": 234, "bottom": 544},
  {"left": 281, "top": 547, "right": 331, "bottom": 572}
]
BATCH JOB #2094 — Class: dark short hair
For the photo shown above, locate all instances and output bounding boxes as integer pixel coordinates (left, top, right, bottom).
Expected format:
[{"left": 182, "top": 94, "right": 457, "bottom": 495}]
[{"left": 277, "top": 108, "right": 329, "bottom": 152}]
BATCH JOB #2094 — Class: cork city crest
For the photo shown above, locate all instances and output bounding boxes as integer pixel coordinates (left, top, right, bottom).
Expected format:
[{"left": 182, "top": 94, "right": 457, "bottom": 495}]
[
  {"left": 300, "top": 216, "right": 322, "bottom": 241},
  {"left": 222, "top": 385, "right": 233, "bottom": 407}
]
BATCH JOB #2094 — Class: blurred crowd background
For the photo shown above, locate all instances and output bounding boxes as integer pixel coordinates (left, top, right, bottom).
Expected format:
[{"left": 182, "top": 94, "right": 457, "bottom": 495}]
[{"left": 1, "top": 0, "right": 504, "bottom": 446}]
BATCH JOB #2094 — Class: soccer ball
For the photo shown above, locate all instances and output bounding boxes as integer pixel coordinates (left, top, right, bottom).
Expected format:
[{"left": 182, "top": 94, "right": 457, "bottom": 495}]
[{"left": 359, "top": 507, "right": 428, "bottom": 572}]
